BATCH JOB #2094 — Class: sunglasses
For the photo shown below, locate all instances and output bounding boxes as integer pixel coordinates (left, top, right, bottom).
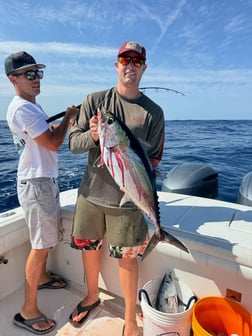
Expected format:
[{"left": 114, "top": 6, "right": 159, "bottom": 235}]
[
  {"left": 118, "top": 57, "right": 145, "bottom": 67},
  {"left": 12, "top": 69, "right": 44, "bottom": 81}
]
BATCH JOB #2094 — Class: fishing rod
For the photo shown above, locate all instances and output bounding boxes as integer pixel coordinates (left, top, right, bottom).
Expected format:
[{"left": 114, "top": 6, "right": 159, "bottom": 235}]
[
  {"left": 46, "top": 104, "right": 81, "bottom": 123},
  {"left": 140, "top": 86, "right": 185, "bottom": 96},
  {"left": 46, "top": 86, "right": 184, "bottom": 123}
]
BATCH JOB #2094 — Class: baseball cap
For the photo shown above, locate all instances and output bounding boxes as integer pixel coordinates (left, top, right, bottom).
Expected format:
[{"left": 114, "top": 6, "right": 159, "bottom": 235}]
[
  {"left": 5, "top": 51, "right": 46, "bottom": 75},
  {"left": 117, "top": 41, "right": 146, "bottom": 60}
]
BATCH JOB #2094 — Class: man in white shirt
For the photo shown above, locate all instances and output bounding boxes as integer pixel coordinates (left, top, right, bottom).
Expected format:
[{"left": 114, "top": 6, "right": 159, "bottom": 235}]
[{"left": 5, "top": 51, "right": 79, "bottom": 334}]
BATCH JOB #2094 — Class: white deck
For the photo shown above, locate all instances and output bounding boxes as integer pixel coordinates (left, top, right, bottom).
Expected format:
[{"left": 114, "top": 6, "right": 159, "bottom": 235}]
[
  {"left": 0, "top": 283, "right": 143, "bottom": 336},
  {"left": 1, "top": 188, "right": 252, "bottom": 335}
]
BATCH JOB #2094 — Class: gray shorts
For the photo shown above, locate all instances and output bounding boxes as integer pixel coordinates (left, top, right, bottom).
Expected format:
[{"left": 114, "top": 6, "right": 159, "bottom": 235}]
[
  {"left": 72, "top": 194, "right": 148, "bottom": 247},
  {"left": 17, "top": 178, "right": 60, "bottom": 249}
]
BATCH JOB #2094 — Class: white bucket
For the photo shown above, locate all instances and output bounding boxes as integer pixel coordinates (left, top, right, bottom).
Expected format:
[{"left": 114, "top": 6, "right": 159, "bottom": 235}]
[{"left": 139, "top": 278, "right": 196, "bottom": 336}]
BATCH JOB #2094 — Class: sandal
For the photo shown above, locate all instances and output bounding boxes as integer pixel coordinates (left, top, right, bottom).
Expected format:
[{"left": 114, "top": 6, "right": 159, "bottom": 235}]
[
  {"left": 38, "top": 272, "right": 67, "bottom": 290},
  {"left": 13, "top": 313, "right": 56, "bottom": 335},
  {"left": 69, "top": 299, "right": 101, "bottom": 328}
]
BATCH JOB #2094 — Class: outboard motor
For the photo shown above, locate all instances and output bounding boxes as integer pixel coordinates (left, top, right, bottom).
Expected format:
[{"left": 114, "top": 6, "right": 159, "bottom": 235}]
[
  {"left": 237, "top": 172, "right": 252, "bottom": 206},
  {"left": 162, "top": 163, "right": 218, "bottom": 199}
]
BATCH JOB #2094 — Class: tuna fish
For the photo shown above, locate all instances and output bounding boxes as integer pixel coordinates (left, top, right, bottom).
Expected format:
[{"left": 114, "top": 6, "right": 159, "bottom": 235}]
[
  {"left": 97, "top": 109, "right": 189, "bottom": 260},
  {"left": 155, "top": 271, "right": 179, "bottom": 313}
]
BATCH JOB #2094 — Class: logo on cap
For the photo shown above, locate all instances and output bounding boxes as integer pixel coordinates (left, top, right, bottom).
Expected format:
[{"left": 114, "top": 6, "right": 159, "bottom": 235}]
[
  {"left": 118, "top": 41, "right": 146, "bottom": 60},
  {"left": 124, "top": 41, "right": 143, "bottom": 53}
]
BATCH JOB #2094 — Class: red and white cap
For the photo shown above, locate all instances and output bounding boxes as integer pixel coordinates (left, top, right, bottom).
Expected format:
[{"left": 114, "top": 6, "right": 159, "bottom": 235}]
[{"left": 117, "top": 41, "right": 146, "bottom": 60}]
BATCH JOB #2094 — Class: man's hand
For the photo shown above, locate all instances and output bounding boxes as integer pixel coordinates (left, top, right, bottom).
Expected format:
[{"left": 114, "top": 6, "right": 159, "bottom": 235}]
[
  {"left": 65, "top": 105, "right": 79, "bottom": 127},
  {"left": 89, "top": 115, "right": 99, "bottom": 142}
]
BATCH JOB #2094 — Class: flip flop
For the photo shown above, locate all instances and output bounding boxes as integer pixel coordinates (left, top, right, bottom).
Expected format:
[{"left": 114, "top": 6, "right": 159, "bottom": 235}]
[
  {"left": 38, "top": 273, "right": 67, "bottom": 290},
  {"left": 69, "top": 299, "right": 101, "bottom": 328},
  {"left": 13, "top": 313, "right": 56, "bottom": 335}
]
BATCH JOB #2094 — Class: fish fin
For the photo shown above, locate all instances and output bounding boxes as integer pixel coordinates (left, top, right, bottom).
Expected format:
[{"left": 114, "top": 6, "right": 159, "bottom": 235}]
[
  {"left": 141, "top": 232, "right": 160, "bottom": 261},
  {"left": 160, "top": 228, "right": 190, "bottom": 254}
]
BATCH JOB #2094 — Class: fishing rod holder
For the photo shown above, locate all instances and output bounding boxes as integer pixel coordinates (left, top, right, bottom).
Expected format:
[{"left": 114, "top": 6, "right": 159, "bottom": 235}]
[{"left": 0, "top": 256, "right": 8, "bottom": 264}]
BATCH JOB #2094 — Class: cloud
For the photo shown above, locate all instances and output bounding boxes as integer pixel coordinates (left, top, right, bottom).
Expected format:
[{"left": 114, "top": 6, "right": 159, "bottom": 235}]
[
  {"left": 1, "top": 39, "right": 251, "bottom": 99},
  {"left": 132, "top": 0, "right": 187, "bottom": 52},
  {"left": 1, "top": 0, "right": 252, "bottom": 120},
  {"left": 0, "top": 1, "right": 163, "bottom": 32},
  {"left": 224, "top": 14, "right": 248, "bottom": 33},
  {"left": 0, "top": 41, "right": 116, "bottom": 57}
]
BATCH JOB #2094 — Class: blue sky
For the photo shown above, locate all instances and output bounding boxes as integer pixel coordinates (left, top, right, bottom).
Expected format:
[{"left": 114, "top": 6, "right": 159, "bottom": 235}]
[{"left": 0, "top": 0, "right": 251, "bottom": 120}]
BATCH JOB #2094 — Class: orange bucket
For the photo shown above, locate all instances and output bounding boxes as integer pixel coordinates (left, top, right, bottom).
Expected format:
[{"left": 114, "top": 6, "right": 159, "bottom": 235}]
[{"left": 192, "top": 296, "right": 252, "bottom": 336}]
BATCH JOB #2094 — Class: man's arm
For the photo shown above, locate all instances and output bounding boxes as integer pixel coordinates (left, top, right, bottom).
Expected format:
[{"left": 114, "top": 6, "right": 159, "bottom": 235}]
[{"left": 35, "top": 105, "right": 79, "bottom": 151}]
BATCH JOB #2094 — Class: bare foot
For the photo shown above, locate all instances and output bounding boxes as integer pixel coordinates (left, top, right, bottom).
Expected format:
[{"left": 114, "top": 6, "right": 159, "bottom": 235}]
[{"left": 123, "top": 320, "right": 139, "bottom": 336}]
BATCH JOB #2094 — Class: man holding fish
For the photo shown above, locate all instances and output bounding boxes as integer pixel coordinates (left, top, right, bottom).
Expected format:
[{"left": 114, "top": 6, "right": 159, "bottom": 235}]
[{"left": 69, "top": 41, "right": 165, "bottom": 336}]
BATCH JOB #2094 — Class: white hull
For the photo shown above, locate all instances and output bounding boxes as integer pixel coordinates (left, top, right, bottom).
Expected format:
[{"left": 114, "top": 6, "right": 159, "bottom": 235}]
[{"left": 1, "top": 189, "right": 252, "bottom": 335}]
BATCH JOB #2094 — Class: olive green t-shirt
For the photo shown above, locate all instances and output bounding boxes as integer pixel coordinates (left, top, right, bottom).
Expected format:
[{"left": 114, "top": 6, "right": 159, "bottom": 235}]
[{"left": 69, "top": 87, "right": 165, "bottom": 208}]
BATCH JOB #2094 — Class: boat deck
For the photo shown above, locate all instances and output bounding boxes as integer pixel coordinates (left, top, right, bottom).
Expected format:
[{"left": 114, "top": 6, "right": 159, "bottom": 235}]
[
  {"left": 0, "top": 284, "right": 143, "bottom": 336},
  {"left": 2, "top": 188, "right": 252, "bottom": 335}
]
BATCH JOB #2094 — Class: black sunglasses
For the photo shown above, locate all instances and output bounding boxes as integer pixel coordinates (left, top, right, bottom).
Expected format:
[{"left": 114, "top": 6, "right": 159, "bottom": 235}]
[{"left": 12, "top": 69, "right": 44, "bottom": 81}]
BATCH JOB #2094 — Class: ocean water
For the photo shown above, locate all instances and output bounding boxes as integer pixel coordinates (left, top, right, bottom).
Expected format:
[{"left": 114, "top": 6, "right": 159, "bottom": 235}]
[{"left": 1, "top": 119, "right": 252, "bottom": 213}]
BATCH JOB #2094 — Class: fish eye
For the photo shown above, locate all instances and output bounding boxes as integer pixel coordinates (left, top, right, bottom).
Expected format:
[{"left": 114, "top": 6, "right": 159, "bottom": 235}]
[{"left": 107, "top": 117, "right": 114, "bottom": 125}]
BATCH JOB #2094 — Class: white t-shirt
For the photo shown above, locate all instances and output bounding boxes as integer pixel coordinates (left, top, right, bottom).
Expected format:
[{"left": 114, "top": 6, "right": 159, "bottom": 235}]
[{"left": 7, "top": 95, "right": 58, "bottom": 179}]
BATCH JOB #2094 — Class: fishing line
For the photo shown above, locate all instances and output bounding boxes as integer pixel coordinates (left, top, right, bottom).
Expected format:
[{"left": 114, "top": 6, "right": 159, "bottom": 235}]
[{"left": 46, "top": 86, "right": 184, "bottom": 123}]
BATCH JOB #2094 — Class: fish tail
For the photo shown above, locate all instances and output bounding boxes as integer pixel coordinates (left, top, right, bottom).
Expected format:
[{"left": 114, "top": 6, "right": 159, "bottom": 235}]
[
  {"left": 141, "top": 228, "right": 189, "bottom": 261},
  {"left": 160, "top": 228, "right": 189, "bottom": 254}
]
